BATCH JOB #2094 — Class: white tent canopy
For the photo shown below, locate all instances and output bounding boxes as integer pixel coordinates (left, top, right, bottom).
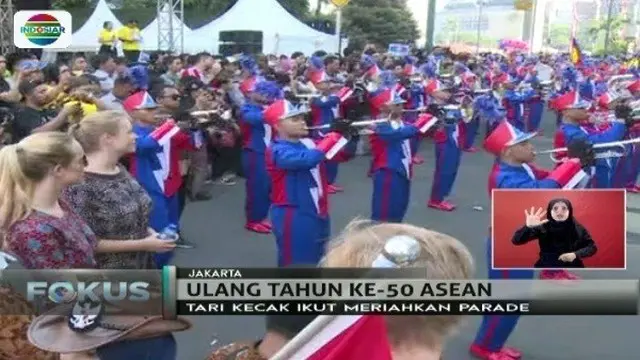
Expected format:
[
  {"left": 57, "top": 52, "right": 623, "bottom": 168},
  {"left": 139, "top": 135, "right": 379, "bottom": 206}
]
[
  {"left": 190, "top": 0, "right": 340, "bottom": 55},
  {"left": 67, "top": 0, "right": 342, "bottom": 55},
  {"left": 69, "top": 0, "right": 123, "bottom": 52},
  {"left": 140, "top": 3, "right": 195, "bottom": 52}
]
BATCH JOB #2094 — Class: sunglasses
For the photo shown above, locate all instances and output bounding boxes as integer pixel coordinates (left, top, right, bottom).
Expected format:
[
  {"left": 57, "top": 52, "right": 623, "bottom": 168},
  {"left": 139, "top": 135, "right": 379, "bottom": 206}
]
[{"left": 165, "top": 94, "right": 181, "bottom": 100}]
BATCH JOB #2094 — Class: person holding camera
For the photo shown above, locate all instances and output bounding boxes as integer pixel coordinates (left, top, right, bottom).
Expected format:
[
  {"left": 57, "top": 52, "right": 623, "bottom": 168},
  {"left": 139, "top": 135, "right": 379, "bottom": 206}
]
[{"left": 471, "top": 120, "right": 595, "bottom": 360}]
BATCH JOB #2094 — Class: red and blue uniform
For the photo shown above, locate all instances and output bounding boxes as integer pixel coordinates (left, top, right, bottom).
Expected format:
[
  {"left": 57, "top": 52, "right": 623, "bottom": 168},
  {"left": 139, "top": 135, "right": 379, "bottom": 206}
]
[
  {"left": 266, "top": 134, "right": 352, "bottom": 266},
  {"left": 369, "top": 113, "right": 436, "bottom": 222},
  {"left": 559, "top": 122, "right": 624, "bottom": 188},
  {"left": 503, "top": 88, "right": 536, "bottom": 131},
  {"left": 472, "top": 121, "right": 591, "bottom": 360},
  {"left": 369, "top": 121, "right": 416, "bottom": 223},
  {"left": 522, "top": 85, "right": 544, "bottom": 133},
  {"left": 130, "top": 121, "right": 193, "bottom": 268},
  {"left": 429, "top": 119, "right": 463, "bottom": 206},
  {"left": 239, "top": 102, "right": 273, "bottom": 226},
  {"left": 310, "top": 95, "right": 341, "bottom": 186},
  {"left": 403, "top": 82, "right": 427, "bottom": 156}
]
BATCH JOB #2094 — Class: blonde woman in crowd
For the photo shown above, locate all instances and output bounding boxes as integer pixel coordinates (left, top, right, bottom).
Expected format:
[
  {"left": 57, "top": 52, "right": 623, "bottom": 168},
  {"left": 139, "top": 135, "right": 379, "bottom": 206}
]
[
  {"left": 0, "top": 132, "right": 97, "bottom": 269},
  {"left": 65, "top": 110, "right": 175, "bottom": 269},
  {"left": 322, "top": 220, "right": 475, "bottom": 360}
]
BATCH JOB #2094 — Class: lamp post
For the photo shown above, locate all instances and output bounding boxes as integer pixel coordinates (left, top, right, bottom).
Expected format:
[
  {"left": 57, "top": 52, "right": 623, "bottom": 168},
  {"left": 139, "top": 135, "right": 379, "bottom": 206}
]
[{"left": 476, "top": 0, "right": 487, "bottom": 53}]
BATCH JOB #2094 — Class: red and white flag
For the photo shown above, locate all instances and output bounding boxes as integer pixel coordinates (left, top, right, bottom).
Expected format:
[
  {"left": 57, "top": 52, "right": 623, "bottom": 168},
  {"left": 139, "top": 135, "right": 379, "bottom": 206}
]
[{"left": 282, "top": 315, "right": 393, "bottom": 360}]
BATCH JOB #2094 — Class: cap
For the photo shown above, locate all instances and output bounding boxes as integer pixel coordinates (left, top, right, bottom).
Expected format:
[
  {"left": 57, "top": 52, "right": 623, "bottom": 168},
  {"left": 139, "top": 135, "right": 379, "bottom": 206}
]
[
  {"left": 483, "top": 121, "right": 537, "bottom": 155},
  {"left": 17, "top": 79, "right": 45, "bottom": 96},
  {"left": 549, "top": 91, "right": 591, "bottom": 112},
  {"left": 253, "top": 80, "right": 281, "bottom": 103},
  {"left": 263, "top": 100, "right": 309, "bottom": 127},
  {"left": 627, "top": 79, "right": 640, "bottom": 93},
  {"left": 424, "top": 79, "right": 449, "bottom": 96},
  {"left": 597, "top": 91, "right": 619, "bottom": 109},
  {"left": 18, "top": 60, "right": 48, "bottom": 72},
  {"left": 123, "top": 91, "right": 157, "bottom": 113},
  {"left": 369, "top": 88, "right": 405, "bottom": 110}
]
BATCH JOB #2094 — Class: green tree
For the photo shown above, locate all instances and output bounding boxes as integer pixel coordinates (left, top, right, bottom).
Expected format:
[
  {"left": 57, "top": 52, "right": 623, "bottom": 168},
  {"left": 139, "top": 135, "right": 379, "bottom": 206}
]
[
  {"left": 585, "top": 16, "right": 628, "bottom": 55},
  {"left": 547, "top": 24, "right": 570, "bottom": 49},
  {"left": 278, "top": 0, "right": 311, "bottom": 20},
  {"left": 341, "top": 0, "right": 419, "bottom": 49},
  {"left": 435, "top": 17, "right": 459, "bottom": 45}
]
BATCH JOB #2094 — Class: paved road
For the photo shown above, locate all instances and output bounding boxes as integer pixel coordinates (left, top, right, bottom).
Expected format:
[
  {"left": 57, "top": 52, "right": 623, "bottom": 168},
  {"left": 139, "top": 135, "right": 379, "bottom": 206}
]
[{"left": 173, "top": 115, "right": 639, "bottom": 360}]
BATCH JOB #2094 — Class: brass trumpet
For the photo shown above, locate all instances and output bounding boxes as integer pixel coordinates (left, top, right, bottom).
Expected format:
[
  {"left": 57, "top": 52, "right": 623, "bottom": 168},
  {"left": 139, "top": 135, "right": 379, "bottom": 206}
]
[
  {"left": 535, "top": 138, "right": 640, "bottom": 163},
  {"left": 154, "top": 109, "right": 232, "bottom": 121},
  {"left": 607, "top": 74, "right": 635, "bottom": 92},
  {"left": 306, "top": 118, "right": 390, "bottom": 130}
]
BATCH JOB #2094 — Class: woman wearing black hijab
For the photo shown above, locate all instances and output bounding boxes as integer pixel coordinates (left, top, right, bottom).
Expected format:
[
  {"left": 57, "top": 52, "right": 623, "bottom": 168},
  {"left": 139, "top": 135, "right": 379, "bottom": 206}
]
[{"left": 512, "top": 198, "right": 597, "bottom": 268}]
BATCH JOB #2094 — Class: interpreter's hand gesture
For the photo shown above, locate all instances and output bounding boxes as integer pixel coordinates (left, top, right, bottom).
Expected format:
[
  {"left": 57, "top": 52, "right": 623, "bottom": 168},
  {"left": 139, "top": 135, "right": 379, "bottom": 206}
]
[
  {"left": 525, "top": 207, "right": 548, "bottom": 228},
  {"left": 558, "top": 252, "right": 577, "bottom": 262}
]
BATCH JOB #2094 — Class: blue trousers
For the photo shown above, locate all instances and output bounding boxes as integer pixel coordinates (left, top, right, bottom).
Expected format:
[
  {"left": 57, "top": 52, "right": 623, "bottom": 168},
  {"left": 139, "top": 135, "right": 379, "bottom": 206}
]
[
  {"left": 589, "top": 160, "right": 613, "bottom": 189},
  {"left": 149, "top": 192, "right": 180, "bottom": 269},
  {"left": 430, "top": 142, "right": 460, "bottom": 202},
  {"left": 371, "top": 169, "right": 410, "bottom": 223},
  {"left": 627, "top": 148, "right": 640, "bottom": 187},
  {"left": 241, "top": 149, "right": 271, "bottom": 223},
  {"left": 524, "top": 101, "right": 544, "bottom": 133},
  {"left": 326, "top": 161, "right": 339, "bottom": 185},
  {"left": 474, "top": 237, "right": 534, "bottom": 351},
  {"left": 271, "top": 206, "right": 330, "bottom": 267},
  {"left": 611, "top": 152, "right": 629, "bottom": 188},
  {"left": 462, "top": 115, "right": 480, "bottom": 149}
]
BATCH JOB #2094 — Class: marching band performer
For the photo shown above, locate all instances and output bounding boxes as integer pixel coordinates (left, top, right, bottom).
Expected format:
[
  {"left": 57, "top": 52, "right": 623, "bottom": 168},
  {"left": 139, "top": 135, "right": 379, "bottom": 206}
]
[
  {"left": 520, "top": 68, "right": 545, "bottom": 133},
  {"left": 454, "top": 62, "right": 481, "bottom": 152},
  {"left": 502, "top": 75, "right": 537, "bottom": 131},
  {"left": 551, "top": 91, "right": 627, "bottom": 188},
  {"left": 124, "top": 91, "right": 194, "bottom": 268},
  {"left": 596, "top": 91, "right": 632, "bottom": 189},
  {"left": 239, "top": 80, "right": 281, "bottom": 234},
  {"left": 403, "top": 61, "right": 427, "bottom": 165},
  {"left": 471, "top": 121, "right": 595, "bottom": 360},
  {"left": 264, "top": 100, "right": 352, "bottom": 266},
  {"left": 623, "top": 78, "right": 640, "bottom": 190},
  {"left": 368, "top": 83, "right": 438, "bottom": 223},
  {"left": 308, "top": 67, "right": 348, "bottom": 194},
  {"left": 425, "top": 79, "right": 463, "bottom": 212},
  {"left": 239, "top": 55, "right": 261, "bottom": 96}
]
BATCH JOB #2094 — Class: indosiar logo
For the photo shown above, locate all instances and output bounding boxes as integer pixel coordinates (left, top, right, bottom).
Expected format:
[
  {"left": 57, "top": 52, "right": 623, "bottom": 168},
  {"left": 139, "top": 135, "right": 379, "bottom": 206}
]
[{"left": 14, "top": 10, "right": 72, "bottom": 49}]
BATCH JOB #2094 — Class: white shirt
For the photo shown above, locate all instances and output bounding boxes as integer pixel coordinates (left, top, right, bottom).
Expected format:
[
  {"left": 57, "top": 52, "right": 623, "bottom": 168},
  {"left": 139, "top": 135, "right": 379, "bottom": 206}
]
[{"left": 93, "top": 69, "right": 115, "bottom": 96}]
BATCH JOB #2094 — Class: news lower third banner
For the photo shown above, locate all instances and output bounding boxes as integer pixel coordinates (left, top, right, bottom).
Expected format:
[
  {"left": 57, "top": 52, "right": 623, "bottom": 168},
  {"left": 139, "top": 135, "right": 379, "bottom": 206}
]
[{"left": 1, "top": 268, "right": 639, "bottom": 317}]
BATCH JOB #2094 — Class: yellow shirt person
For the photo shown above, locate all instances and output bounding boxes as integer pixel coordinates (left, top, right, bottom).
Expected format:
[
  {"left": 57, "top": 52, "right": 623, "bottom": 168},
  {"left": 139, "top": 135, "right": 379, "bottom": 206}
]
[
  {"left": 98, "top": 21, "right": 117, "bottom": 55},
  {"left": 117, "top": 21, "right": 142, "bottom": 51}
]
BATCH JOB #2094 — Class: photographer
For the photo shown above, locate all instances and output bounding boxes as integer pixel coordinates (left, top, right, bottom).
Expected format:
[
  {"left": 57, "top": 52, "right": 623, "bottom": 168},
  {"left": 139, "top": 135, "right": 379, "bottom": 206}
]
[{"left": 10, "top": 79, "right": 80, "bottom": 143}]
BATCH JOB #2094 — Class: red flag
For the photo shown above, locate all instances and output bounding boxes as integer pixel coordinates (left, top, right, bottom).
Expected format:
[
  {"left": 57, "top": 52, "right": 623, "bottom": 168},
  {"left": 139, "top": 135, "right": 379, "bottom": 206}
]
[{"left": 289, "top": 315, "right": 393, "bottom": 360}]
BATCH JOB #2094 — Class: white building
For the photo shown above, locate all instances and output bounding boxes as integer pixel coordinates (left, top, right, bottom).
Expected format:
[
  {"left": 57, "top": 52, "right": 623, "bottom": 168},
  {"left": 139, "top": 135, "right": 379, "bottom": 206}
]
[{"left": 434, "top": 0, "right": 526, "bottom": 46}]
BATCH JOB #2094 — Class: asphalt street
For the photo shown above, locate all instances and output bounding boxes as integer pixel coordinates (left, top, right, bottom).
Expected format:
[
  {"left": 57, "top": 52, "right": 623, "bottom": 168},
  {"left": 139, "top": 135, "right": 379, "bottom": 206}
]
[{"left": 173, "top": 114, "right": 640, "bottom": 360}]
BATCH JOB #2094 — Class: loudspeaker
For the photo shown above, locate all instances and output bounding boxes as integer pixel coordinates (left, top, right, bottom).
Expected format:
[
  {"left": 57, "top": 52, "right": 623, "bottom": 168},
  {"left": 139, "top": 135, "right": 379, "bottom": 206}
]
[
  {"left": 218, "top": 31, "right": 263, "bottom": 56},
  {"left": 219, "top": 31, "right": 262, "bottom": 44},
  {"left": 219, "top": 44, "right": 262, "bottom": 57},
  {"left": 15, "top": 0, "right": 51, "bottom": 10}
]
